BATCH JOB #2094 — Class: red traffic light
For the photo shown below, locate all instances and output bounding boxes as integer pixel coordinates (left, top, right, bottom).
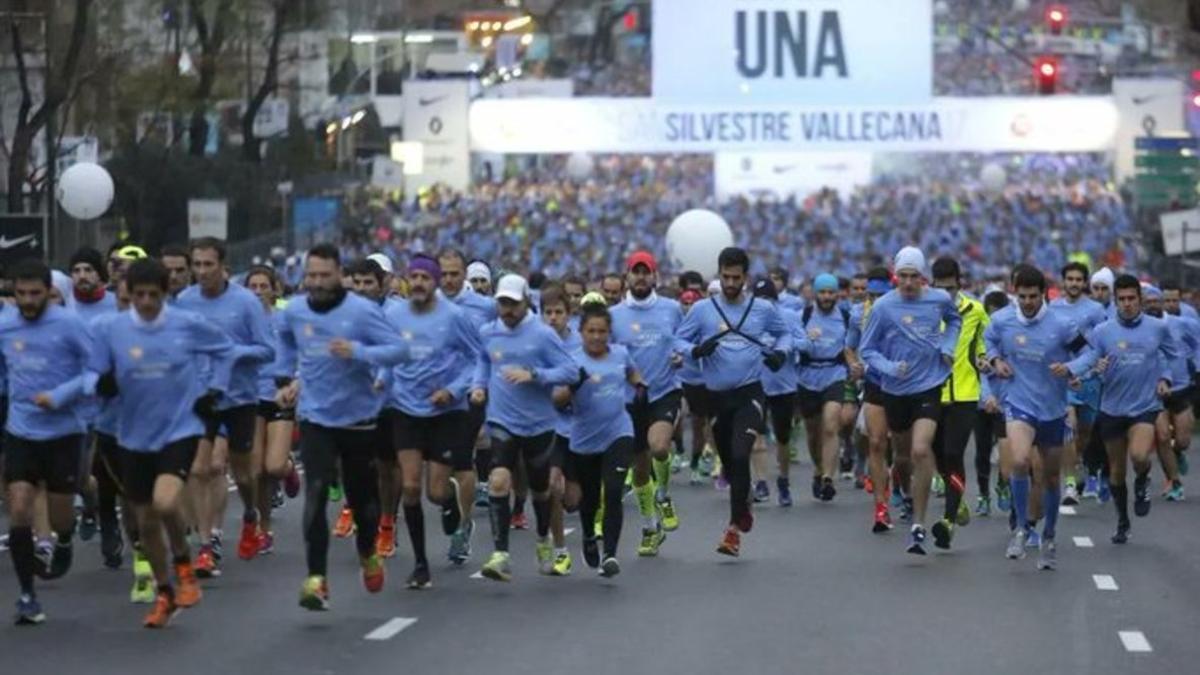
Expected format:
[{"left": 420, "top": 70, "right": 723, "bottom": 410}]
[
  {"left": 1046, "top": 5, "right": 1067, "bottom": 35},
  {"left": 1034, "top": 56, "right": 1058, "bottom": 95}
]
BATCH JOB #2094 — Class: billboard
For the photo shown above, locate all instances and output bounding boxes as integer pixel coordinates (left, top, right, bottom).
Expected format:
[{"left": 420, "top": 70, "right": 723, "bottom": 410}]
[
  {"left": 653, "top": 0, "right": 932, "bottom": 105},
  {"left": 714, "top": 151, "right": 873, "bottom": 200},
  {"left": 402, "top": 80, "right": 471, "bottom": 192}
]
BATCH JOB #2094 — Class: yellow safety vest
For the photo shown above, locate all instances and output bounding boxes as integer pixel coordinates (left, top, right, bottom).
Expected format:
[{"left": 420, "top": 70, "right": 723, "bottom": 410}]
[{"left": 941, "top": 294, "right": 989, "bottom": 404}]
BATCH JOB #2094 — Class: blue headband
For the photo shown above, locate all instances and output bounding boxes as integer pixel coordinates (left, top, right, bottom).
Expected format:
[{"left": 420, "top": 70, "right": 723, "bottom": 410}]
[{"left": 866, "top": 279, "right": 893, "bottom": 295}]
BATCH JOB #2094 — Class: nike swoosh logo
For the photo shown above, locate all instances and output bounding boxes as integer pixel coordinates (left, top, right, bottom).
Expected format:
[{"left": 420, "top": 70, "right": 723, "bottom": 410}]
[
  {"left": 0, "top": 234, "right": 36, "bottom": 249},
  {"left": 1131, "top": 95, "right": 1156, "bottom": 105},
  {"left": 418, "top": 96, "right": 447, "bottom": 107}
]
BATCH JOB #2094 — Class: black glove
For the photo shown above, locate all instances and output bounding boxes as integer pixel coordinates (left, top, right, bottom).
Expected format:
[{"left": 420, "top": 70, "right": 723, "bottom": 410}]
[
  {"left": 633, "top": 383, "right": 649, "bottom": 407},
  {"left": 762, "top": 350, "right": 787, "bottom": 372},
  {"left": 692, "top": 335, "right": 722, "bottom": 360},
  {"left": 96, "top": 372, "right": 119, "bottom": 398},
  {"left": 192, "top": 389, "right": 221, "bottom": 422},
  {"left": 569, "top": 367, "right": 590, "bottom": 393}
]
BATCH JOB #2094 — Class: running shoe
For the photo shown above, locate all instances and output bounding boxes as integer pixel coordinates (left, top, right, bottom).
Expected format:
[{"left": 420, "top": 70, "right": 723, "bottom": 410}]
[
  {"left": 131, "top": 553, "right": 155, "bottom": 604},
  {"left": 474, "top": 484, "right": 489, "bottom": 508},
  {"left": 906, "top": 525, "right": 927, "bottom": 555},
  {"left": 1111, "top": 520, "right": 1131, "bottom": 545},
  {"left": 854, "top": 474, "right": 866, "bottom": 490},
  {"left": 1036, "top": 539, "right": 1057, "bottom": 571},
  {"left": 143, "top": 591, "right": 178, "bottom": 629},
  {"left": 670, "top": 453, "right": 686, "bottom": 474},
  {"left": 1025, "top": 528, "right": 1041, "bottom": 549},
  {"left": 333, "top": 506, "right": 356, "bottom": 538},
  {"left": 100, "top": 524, "right": 124, "bottom": 569},
  {"left": 193, "top": 545, "right": 219, "bottom": 579},
  {"left": 536, "top": 537, "right": 554, "bottom": 574},
  {"left": 550, "top": 550, "right": 573, "bottom": 576},
  {"left": 658, "top": 496, "right": 680, "bottom": 532},
  {"left": 376, "top": 515, "right": 397, "bottom": 559},
  {"left": 753, "top": 480, "right": 770, "bottom": 503},
  {"left": 716, "top": 526, "right": 741, "bottom": 557},
  {"left": 1098, "top": 480, "right": 1111, "bottom": 503},
  {"left": 14, "top": 594, "right": 44, "bottom": 626},
  {"left": 480, "top": 551, "right": 512, "bottom": 582},
  {"left": 956, "top": 499, "right": 971, "bottom": 527},
  {"left": 811, "top": 476, "right": 823, "bottom": 500},
  {"left": 174, "top": 562, "right": 202, "bottom": 608},
  {"left": 582, "top": 536, "right": 601, "bottom": 569},
  {"left": 1082, "top": 474, "right": 1100, "bottom": 500},
  {"left": 299, "top": 575, "right": 330, "bottom": 611},
  {"left": 820, "top": 477, "right": 836, "bottom": 502},
  {"left": 271, "top": 485, "right": 285, "bottom": 509},
  {"left": 1134, "top": 474, "right": 1151, "bottom": 517},
  {"left": 237, "top": 521, "right": 260, "bottom": 561},
  {"left": 599, "top": 557, "right": 621, "bottom": 578},
  {"left": 209, "top": 532, "right": 224, "bottom": 562},
  {"left": 448, "top": 519, "right": 473, "bottom": 565},
  {"left": 900, "top": 497, "right": 914, "bottom": 523},
  {"left": 360, "top": 554, "right": 385, "bottom": 593},
  {"left": 257, "top": 530, "right": 274, "bottom": 556},
  {"left": 1005, "top": 529, "right": 1027, "bottom": 559},
  {"left": 283, "top": 463, "right": 301, "bottom": 498},
  {"left": 931, "top": 519, "right": 954, "bottom": 550},
  {"left": 872, "top": 503, "right": 893, "bottom": 533},
  {"left": 890, "top": 486, "right": 904, "bottom": 509},
  {"left": 1161, "top": 478, "right": 1174, "bottom": 498},
  {"left": 714, "top": 473, "right": 729, "bottom": 491},
  {"left": 974, "top": 496, "right": 991, "bottom": 518},
  {"left": 37, "top": 541, "right": 72, "bottom": 580},
  {"left": 996, "top": 484, "right": 1012, "bottom": 513},
  {"left": 1062, "top": 483, "right": 1080, "bottom": 506},
  {"left": 442, "top": 478, "right": 462, "bottom": 535},
  {"left": 406, "top": 562, "right": 432, "bottom": 590},
  {"left": 327, "top": 483, "right": 343, "bottom": 502},
  {"left": 79, "top": 511, "right": 98, "bottom": 542},
  {"left": 510, "top": 511, "right": 530, "bottom": 530},
  {"left": 1179, "top": 450, "right": 1190, "bottom": 476},
  {"left": 863, "top": 476, "right": 875, "bottom": 494},
  {"left": 699, "top": 450, "right": 716, "bottom": 477},
  {"left": 637, "top": 525, "right": 666, "bottom": 557},
  {"left": 689, "top": 467, "right": 707, "bottom": 486},
  {"left": 1166, "top": 481, "right": 1185, "bottom": 502},
  {"left": 777, "top": 477, "right": 793, "bottom": 507}
]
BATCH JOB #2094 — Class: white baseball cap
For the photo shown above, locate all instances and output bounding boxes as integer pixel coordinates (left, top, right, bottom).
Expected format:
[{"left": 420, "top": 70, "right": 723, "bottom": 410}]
[
  {"left": 366, "top": 253, "right": 394, "bottom": 275},
  {"left": 494, "top": 274, "right": 529, "bottom": 302}
]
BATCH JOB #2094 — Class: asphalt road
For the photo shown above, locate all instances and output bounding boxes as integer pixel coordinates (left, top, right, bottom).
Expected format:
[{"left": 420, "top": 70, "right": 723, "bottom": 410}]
[{"left": 0, "top": 450, "right": 1195, "bottom": 675}]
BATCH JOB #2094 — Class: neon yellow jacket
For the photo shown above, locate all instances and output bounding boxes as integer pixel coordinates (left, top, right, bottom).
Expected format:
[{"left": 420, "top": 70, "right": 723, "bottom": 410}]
[{"left": 941, "top": 294, "right": 989, "bottom": 404}]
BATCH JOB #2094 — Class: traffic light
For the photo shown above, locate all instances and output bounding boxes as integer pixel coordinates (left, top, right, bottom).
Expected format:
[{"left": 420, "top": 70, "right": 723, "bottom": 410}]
[
  {"left": 1046, "top": 5, "right": 1067, "bottom": 35},
  {"left": 1034, "top": 57, "right": 1058, "bottom": 95}
]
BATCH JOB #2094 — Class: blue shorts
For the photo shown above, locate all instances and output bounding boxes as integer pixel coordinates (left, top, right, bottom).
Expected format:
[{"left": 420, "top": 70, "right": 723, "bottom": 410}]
[
  {"left": 1005, "top": 406, "right": 1069, "bottom": 448},
  {"left": 1067, "top": 378, "right": 1101, "bottom": 420}
]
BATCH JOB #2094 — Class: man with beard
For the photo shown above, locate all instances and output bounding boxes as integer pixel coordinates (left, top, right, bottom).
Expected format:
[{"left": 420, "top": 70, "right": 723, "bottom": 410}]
[
  {"left": 69, "top": 247, "right": 117, "bottom": 322},
  {"left": 610, "top": 252, "right": 685, "bottom": 556},
  {"left": 383, "top": 255, "right": 483, "bottom": 585},
  {"left": 1, "top": 259, "right": 94, "bottom": 624},
  {"left": 796, "top": 274, "right": 850, "bottom": 503},
  {"left": 274, "top": 244, "right": 414, "bottom": 609}
]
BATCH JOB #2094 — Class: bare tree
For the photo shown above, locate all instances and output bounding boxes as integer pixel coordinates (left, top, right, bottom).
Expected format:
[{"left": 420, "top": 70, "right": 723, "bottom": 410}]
[
  {"left": 241, "top": 0, "right": 294, "bottom": 162},
  {"left": 187, "top": 0, "right": 235, "bottom": 156},
  {"left": 5, "top": 0, "right": 92, "bottom": 213}
]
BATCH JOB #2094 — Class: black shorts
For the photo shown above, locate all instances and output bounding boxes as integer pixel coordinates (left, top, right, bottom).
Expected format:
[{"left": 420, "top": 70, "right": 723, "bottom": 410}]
[
  {"left": 766, "top": 393, "right": 796, "bottom": 444},
  {"left": 203, "top": 404, "right": 257, "bottom": 455},
  {"left": 488, "top": 424, "right": 556, "bottom": 474},
  {"left": 1165, "top": 388, "right": 1193, "bottom": 416},
  {"left": 2, "top": 433, "right": 84, "bottom": 494},
  {"left": 628, "top": 390, "right": 682, "bottom": 454},
  {"left": 95, "top": 432, "right": 127, "bottom": 495},
  {"left": 467, "top": 401, "right": 487, "bottom": 448},
  {"left": 984, "top": 412, "right": 1007, "bottom": 440},
  {"left": 797, "top": 381, "right": 844, "bottom": 420},
  {"left": 863, "top": 381, "right": 885, "bottom": 407},
  {"left": 123, "top": 437, "right": 199, "bottom": 504},
  {"left": 1096, "top": 411, "right": 1159, "bottom": 442},
  {"left": 563, "top": 437, "right": 634, "bottom": 484},
  {"left": 682, "top": 383, "right": 711, "bottom": 419},
  {"left": 389, "top": 409, "right": 472, "bottom": 471},
  {"left": 551, "top": 433, "right": 570, "bottom": 470},
  {"left": 882, "top": 386, "right": 944, "bottom": 434},
  {"left": 256, "top": 399, "right": 296, "bottom": 423}
]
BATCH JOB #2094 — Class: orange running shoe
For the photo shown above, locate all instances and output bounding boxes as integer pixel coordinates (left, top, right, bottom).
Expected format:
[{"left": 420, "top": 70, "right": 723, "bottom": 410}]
[
  {"left": 333, "top": 506, "right": 356, "bottom": 538},
  {"left": 361, "top": 554, "right": 385, "bottom": 593},
  {"left": 143, "top": 590, "right": 179, "bottom": 629},
  {"left": 375, "top": 515, "right": 397, "bottom": 558},
  {"left": 872, "top": 502, "right": 894, "bottom": 534},
  {"left": 174, "top": 562, "right": 202, "bottom": 608},
  {"left": 194, "top": 546, "right": 219, "bottom": 578},
  {"left": 864, "top": 476, "right": 875, "bottom": 494},
  {"left": 716, "top": 526, "right": 740, "bottom": 557},
  {"left": 237, "top": 521, "right": 260, "bottom": 561}
]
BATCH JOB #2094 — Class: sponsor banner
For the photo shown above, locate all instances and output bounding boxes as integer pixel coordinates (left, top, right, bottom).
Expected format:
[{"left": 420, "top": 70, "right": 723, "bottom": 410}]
[
  {"left": 188, "top": 199, "right": 228, "bottom": 240},
  {"left": 0, "top": 214, "right": 47, "bottom": 266},
  {"left": 469, "top": 96, "right": 1119, "bottom": 153},
  {"left": 403, "top": 80, "right": 471, "bottom": 191},
  {"left": 715, "top": 151, "right": 872, "bottom": 200},
  {"left": 653, "top": 0, "right": 932, "bottom": 105},
  {"left": 1111, "top": 78, "right": 1187, "bottom": 183}
]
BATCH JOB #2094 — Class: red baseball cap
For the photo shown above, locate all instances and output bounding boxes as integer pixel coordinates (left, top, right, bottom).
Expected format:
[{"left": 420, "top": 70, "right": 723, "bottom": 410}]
[{"left": 626, "top": 250, "right": 657, "bottom": 273}]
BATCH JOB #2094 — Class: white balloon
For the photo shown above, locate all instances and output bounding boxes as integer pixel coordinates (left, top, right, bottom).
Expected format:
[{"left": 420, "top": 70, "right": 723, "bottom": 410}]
[
  {"left": 980, "top": 163, "right": 1007, "bottom": 192},
  {"left": 57, "top": 162, "right": 114, "bottom": 220},
  {"left": 666, "top": 209, "right": 734, "bottom": 280},
  {"left": 565, "top": 152, "right": 593, "bottom": 180}
]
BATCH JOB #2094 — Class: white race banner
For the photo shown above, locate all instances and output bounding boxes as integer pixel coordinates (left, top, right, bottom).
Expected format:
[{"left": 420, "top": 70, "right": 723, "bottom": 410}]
[
  {"left": 403, "top": 80, "right": 471, "bottom": 192},
  {"left": 653, "top": 0, "right": 932, "bottom": 105},
  {"left": 715, "top": 151, "right": 873, "bottom": 200},
  {"left": 188, "top": 199, "right": 228, "bottom": 240},
  {"left": 1111, "top": 78, "right": 1187, "bottom": 183},
  {"left": 469, "top": 97, "right": 1120, "bottom": 154}
]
